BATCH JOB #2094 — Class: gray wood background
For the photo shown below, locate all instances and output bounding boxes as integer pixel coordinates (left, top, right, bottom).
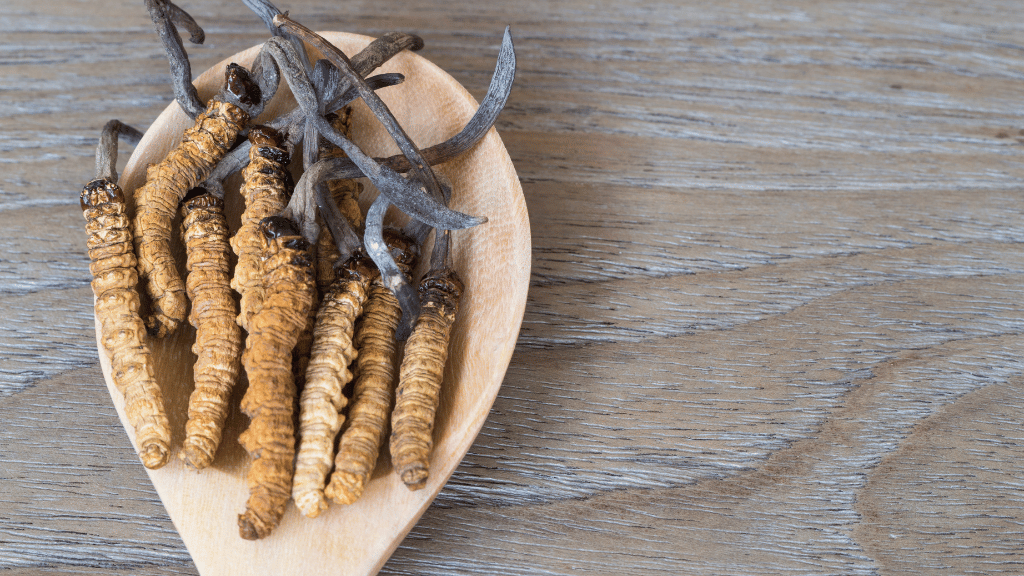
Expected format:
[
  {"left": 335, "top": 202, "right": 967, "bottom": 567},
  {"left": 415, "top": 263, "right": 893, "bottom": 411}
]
[{"left": 2, "top": 0, "right": 1023, "bottom": 574}]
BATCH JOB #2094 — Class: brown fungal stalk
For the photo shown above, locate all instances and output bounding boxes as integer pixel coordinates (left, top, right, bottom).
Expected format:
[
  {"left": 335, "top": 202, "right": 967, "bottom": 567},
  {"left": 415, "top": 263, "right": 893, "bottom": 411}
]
[
  {"left": 230, "top": 125, "right": 291, "bottom": 332},
  {"left": 390, "top": 230, "right": 463, "bottom": 490},
  {"left": 82, "top": 178, "right": 171, "bottom": 469},
  {"left": 134, "top": 64, "right": 257, "bottom": 337},
  {"left": 325, "top": 231, "right": 418, "bottom": 504},
  {"left": 179, "top": 191, "right": 242, "bottom": 469},
  {"left": 238, "top": 216, "right": 316, "bottom": 540}
]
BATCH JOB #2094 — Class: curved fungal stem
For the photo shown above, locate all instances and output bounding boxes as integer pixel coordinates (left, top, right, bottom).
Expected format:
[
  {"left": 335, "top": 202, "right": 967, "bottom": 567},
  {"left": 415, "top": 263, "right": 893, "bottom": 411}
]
[
  {"left": 95, "top": 120, "right": 143, "bottom": 183},
  {"left": 144, "top": 0, "right": 205, "bottom": 120},
  {"left": 241, "top": 0, "right": 312, "bottom": 77},
  {"left": 364, "top": 194, "right": 421, "bottom": 337},
  {"left": 313, "top": 26, "right": 516, "bottom": 182},
  {"left": 273, "top": 15, "right": 457, "bottom": 228},
  {"left": 257, "top": 35, "right": 481, "bottom": 241},
  {"left": 201, "top": 72, "right": 404, "bottom": 198},
  {"left": 165, "top": 1, "right": 204, "bottom": 43}
]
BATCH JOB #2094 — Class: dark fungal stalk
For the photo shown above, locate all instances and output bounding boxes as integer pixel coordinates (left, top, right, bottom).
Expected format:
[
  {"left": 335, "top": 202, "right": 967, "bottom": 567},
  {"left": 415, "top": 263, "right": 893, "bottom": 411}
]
[
  {"left": 273, "top": 15, "right": 449, "bottom": 217},
  {"left": 200, "top": 72, "right": 404, "bottom": 198},
  {"left": 304, "top": 26, "right": 515, "bottom": 183},
  {"left": 273, "top": 14, "right": 486, "bottom": 237},
  {"left": 202, "top": 28, "right": 424, "bottom": 197},
  {"left": 95, "top": 120, "right": 143, "bottom": 184},
  {"left": 253, "top": 34, "right": 480, "bottom": 246},
  {"left": 143, "top": 0, "right": 206, "bottom": 120},
  {"left": 241, "top": 0, "right": 312, "bottom": 79}
]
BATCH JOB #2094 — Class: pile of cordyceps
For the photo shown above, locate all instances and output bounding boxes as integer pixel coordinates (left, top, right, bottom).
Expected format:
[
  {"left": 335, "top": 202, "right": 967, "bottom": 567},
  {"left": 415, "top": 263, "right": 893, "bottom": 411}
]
[{"left": 80, "top": 0, "right": 515, "bottom": 540}]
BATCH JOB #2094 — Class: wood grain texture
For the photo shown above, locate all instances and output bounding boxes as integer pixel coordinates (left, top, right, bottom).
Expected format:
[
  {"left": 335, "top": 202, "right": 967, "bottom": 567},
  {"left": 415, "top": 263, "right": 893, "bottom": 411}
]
[{"left": 2, "top": 0, "right": 1024, "bottom": 574}]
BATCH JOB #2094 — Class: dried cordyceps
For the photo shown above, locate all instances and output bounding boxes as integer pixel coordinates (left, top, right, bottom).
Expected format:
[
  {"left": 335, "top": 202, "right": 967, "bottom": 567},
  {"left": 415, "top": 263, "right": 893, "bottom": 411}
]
[
  {"left": 82, "top": 178, "right": 171, "bottom": 470},
  {"left": 390, "top": 230, "right": 463, "bottom": 490},
  {"left": 230, "top": 125, "right": 291, "bottom": 331},
  {"left": 134, "top": 64, "right": 259, "bottom": 337},
  {"left": 325, "top": 232, "right": 418, "bottom": 504},
  {"left": 292, "top": 255, "right": 376, "bottom": 517},
  {"left": 238, "top": 216, "right": 316, "bottom": 540},
  {"left": 179, "top": 190, "right": 242, "bottom": 469}
]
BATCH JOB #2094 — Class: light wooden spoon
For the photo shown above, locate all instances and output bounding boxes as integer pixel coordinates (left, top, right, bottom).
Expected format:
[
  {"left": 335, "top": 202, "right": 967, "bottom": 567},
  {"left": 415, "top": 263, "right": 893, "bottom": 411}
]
[{"left": 95, "top": 32, "right": 529, "bottom": 576}]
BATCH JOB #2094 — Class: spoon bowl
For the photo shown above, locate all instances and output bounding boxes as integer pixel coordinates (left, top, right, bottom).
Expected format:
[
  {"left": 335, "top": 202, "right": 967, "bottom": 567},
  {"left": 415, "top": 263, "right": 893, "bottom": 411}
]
[{"left": 96, "top": 32, "right": 529, "bottom": 576}]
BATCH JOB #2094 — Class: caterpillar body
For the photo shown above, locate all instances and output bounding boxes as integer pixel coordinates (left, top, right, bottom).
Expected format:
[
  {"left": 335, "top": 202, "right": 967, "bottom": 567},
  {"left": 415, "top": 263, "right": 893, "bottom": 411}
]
[
  {"left": 179, "top": 191, "right": 242, "bottom": 469},
  {"left": 133, "top": 65, "right": 255, "bottom": 337},
  {"left": 292, "top": 255, "right": 376, "bottom": 517},
  {"left": 390, "top": 266, "right": 464, "bottom": 490},
  {"left": 230, "top": 125, "right": 291, "bottom": 332},
  {"left": 82, "top": 179, "right": 171, "bottom": 469},
  {"left": 237, "top": 216, "right": 316, "bottom": 540},
  {"left": 325, "top": 232, "right": 418, "bottom": 504}
]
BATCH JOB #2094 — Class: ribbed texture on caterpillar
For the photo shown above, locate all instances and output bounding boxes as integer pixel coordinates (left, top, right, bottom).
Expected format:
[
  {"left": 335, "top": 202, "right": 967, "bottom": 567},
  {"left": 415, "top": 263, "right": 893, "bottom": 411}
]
[
  {"left": 230, "top": 126, "right": 290, "bottom": 332},
  {"left": 82, "top": 179, "right": 171, "bottom": 469},
  {"left": 292, "top": 256, "right": 375, "bottom": 518},
  {"left": 237, "top": 217, "right": 315, "bottom": 540},
  {"left": 390, "top": 267, "right": 464, "bottom": 490},
  {"left": 326, "top": 233, "right": 418, "bottom": 503},
  {"left": 323, "top": 277, "right": 399, "bottom": 504},
  {"left": 134, "top": 98, "right": 249, "bottom": 338},
  {"left": 292, "top": 297, "right": 318, "bottom": 392},
  {"left": 179, "top": 192, "right": 242, "bottom": 470}
]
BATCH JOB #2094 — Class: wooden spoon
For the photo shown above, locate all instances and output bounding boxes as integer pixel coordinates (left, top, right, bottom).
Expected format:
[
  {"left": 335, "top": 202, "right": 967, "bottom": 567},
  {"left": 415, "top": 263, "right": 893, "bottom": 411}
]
[{"left": 95, "top": 32, "right": 529, "bottom": 576}]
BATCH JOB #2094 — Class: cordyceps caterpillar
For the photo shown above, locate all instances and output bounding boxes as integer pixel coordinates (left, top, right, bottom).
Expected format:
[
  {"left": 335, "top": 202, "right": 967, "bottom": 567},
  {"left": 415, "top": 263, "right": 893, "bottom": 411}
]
[
  {"left": 390, "top": 227, "right": 463, "bottom": 490},
  {"left": 179, "top": 190, "right": 242, "bottom": 470},
  {"left": 134, "top": 63, "right": 260, "bottom": 337},
  {"left": 324, "top": 231, "right": 418, "bottom": 504},
  {"left": 230, "top": 125, "right": 292, "bottom": 332},
  {"left": 82, "top": 120, "right": 171, "bottom": 470},
  {"left": 292, "top": 254, "right": 375, "bottom": 518},
  {"left": 238, "top": 216, "right": 316, "bottom": 540}
]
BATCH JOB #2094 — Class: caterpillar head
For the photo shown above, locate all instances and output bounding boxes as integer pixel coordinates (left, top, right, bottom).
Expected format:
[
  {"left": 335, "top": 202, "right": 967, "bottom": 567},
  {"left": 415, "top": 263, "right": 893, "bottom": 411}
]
[
  {"left": 383, "top": 229, "right": 419, "bottom": 269},
  {"left": 180, "top": 187, "right": 223, "bottom": 214},
  {"left": 80, "top": 178, "right": 125, "bottom": 211},
  {"left": 224, "top": 62, "right": 262, "bottom": 112}
]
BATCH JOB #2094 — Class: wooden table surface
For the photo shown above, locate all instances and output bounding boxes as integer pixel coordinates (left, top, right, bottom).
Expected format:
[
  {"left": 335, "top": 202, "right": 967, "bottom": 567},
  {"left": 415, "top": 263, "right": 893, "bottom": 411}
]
[{"left": 3, "top": 0, "right": 1024, "bottom": 574}]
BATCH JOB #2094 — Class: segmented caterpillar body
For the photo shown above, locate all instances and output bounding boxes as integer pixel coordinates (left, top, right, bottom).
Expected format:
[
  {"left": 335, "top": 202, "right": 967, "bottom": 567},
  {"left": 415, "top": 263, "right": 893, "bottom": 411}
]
[
  {"left": 237, "top": 216, "right": 316, "bottom": 540},
  {"left": 325, "top": 232, "right": 417, "bottom": 504},
  {"left": 134, "top": 68, "right": 253, "bottom": 337},
  {"left": 292, "top": 255, "right": 376, "bottom": 517},
  {"left": 179, "top": 192, "right": 242, "bottom": 469},
  {"left": 82, "top": 179, "right": 171, "bottom": 469},
  {"left": 230, "top": 126, "right": 291, "bottom": 331},
  {"left": 390, "top": 267, "right": 463, "bottom": 490}
]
